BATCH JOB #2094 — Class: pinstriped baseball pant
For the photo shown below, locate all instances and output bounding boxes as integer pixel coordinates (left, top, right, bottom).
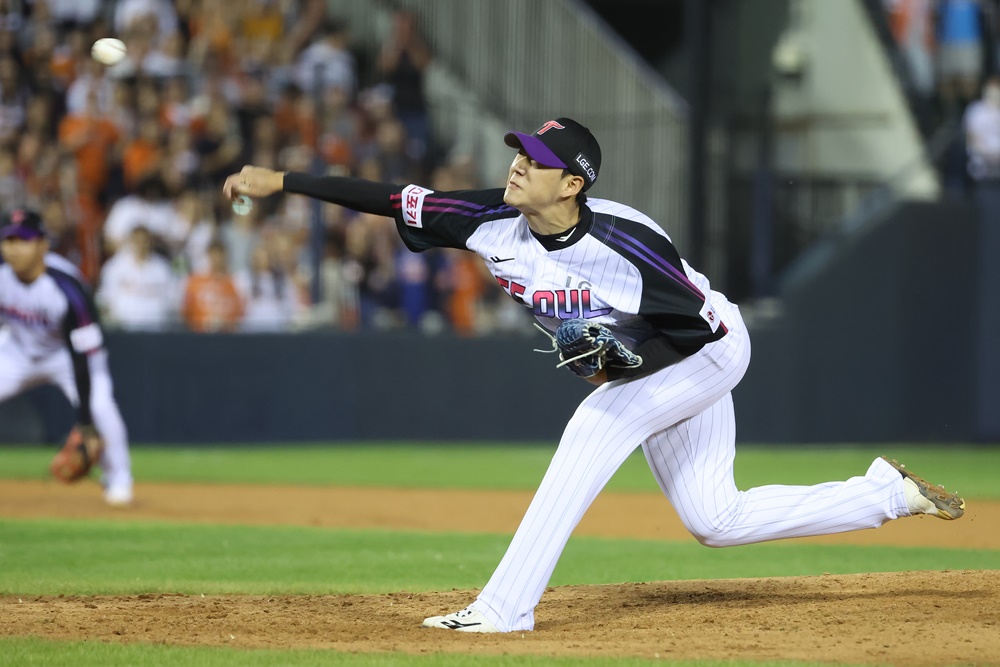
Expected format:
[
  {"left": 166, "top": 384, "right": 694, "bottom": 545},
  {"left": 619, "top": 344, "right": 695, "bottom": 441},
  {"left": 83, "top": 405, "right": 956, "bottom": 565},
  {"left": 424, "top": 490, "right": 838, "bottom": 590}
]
[
  {"left": 471, "top": 302, "right": 909, "bottom": 632},
  {"left": 0, "top": 337, "right": 132, "bottom": 491}
]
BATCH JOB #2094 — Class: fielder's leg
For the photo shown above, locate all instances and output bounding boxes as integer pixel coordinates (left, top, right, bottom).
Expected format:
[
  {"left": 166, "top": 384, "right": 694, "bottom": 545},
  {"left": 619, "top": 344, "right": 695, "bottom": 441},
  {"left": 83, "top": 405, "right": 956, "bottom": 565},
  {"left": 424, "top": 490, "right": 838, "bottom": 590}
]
[
  {"left": 47, "top": 349, "right": 133, "bottom": 503},
  {"left": 0, "top": 333, "right": 35, "bottom": 407}
]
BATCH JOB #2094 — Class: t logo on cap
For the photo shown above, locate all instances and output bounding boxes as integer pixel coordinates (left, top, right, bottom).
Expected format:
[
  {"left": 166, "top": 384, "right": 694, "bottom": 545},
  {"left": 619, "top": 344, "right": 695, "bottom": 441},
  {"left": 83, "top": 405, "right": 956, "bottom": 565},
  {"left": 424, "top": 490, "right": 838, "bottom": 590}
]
[
  {"left": 503, "top": 117, "right": 602, "bottom": 191},
  {"left": 536, "top": 120, "right": 565, "bottom": 135}
]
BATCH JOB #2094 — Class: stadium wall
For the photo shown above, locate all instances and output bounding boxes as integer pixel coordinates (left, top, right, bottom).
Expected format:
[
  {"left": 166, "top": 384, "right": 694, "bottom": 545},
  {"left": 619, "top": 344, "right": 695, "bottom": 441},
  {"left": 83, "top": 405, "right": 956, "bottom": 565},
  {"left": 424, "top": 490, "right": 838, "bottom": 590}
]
[{"left": 762, "top": 199, "right": 983, "bottom": 443}]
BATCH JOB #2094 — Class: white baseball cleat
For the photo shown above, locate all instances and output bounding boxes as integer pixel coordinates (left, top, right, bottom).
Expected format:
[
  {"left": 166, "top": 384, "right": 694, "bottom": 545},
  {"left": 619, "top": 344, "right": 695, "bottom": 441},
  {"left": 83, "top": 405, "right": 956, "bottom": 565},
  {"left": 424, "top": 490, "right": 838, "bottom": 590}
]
[
  {"left": 104, "top": 485, "right": 133, "bottom": 507},
  {"left": 422, "top": 606, "right": 500, "bottom": 633}
]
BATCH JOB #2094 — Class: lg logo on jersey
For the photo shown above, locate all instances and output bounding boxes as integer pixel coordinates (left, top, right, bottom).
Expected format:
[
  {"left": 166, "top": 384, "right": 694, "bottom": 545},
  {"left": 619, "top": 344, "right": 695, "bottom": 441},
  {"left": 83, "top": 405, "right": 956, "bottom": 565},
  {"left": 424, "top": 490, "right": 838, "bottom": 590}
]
[{"left": 699, "top": 299, "right": 721, "bottom": 332}]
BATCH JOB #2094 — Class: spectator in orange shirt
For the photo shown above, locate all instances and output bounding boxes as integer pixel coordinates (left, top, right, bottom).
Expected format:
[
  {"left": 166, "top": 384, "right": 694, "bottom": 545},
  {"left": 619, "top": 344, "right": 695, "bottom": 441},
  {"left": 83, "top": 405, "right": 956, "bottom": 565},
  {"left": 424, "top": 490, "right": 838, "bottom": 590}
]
[
  {"left": 239, "top": 0, "right": 285, "bottom": 66},
  {"left": 122, "top": 114, "right": 164, "bottom": 190},
  {"left": 444, "top": 249, "right": 487, "bottom": 336},
  {"left": 182, "top": 240, "right": 244, "bottom": 332},
  {"left": 187, "top": 0, "right": 237, "bottom": 72},
  {"left": 58, "top": 86, "right": 121, "bottom": 200}
]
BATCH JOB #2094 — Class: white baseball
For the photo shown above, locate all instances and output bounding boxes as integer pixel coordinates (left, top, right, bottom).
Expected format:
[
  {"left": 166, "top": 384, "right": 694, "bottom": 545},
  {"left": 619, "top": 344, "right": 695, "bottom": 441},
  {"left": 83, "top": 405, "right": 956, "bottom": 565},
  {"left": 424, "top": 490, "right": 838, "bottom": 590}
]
[
  {"left": 232, "top": 195, "right": 254, "bottom": 216},
  {"left": 91, "top": 38, "right": 127, "bottom": 66}
]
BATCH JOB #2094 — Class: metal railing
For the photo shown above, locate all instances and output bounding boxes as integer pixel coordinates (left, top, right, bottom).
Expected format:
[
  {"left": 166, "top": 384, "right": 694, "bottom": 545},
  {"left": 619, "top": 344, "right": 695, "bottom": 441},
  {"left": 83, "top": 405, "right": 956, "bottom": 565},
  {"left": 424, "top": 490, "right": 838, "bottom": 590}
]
[{"left": 326, "top": 0, "right": 691, "bottom": 246}]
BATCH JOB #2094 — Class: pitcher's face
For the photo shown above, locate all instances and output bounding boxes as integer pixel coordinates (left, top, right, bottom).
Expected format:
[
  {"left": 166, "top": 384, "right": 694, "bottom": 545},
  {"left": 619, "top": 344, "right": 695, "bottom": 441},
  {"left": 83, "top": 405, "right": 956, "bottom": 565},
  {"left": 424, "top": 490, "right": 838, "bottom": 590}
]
[{"left": 503, "top": 151, "right": 571, "bottom": 213}]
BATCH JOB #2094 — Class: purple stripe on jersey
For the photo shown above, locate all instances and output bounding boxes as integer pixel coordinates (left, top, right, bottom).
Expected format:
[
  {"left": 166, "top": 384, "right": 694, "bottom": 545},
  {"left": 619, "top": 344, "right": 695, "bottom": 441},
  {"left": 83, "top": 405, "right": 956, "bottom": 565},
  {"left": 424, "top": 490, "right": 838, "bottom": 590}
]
[
  {"left": 483, "top": 204, "right": 517, "bottom": 217},
  {"left": 419, "top": 205, "right": 490, "bottom": 216},
  {"left": 425, "top": 197, "right": 516, "bottom": 218},
  {"left": 420, "top": 203, "right": 517, "bottom": 218},
  {"left": 390, "top": 193, "right": 488, "bottom": 215},
  {"left": 50, "top": 272, "right": 92, "bottom": 326},
  {"left": 425, "top": 196, "right": 489, "bottom": 211},
  {"left": 596, "top": 221, "right": 704, "bottom": 298}
]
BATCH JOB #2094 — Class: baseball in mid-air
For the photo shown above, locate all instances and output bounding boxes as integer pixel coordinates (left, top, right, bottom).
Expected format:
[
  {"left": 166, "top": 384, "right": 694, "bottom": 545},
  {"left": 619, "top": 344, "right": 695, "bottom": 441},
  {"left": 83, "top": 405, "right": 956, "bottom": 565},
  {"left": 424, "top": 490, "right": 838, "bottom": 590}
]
[{"left": 91, "top": 38, "right": 127, "bottom": 66}]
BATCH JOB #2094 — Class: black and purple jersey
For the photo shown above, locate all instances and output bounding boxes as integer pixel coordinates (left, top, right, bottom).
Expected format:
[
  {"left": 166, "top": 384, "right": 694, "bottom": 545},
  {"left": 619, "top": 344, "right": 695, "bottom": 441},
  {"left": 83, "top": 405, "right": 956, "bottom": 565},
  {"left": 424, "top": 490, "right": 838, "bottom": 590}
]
[{"left": 283, "top": 173, "right": 729, "bottom": 377}]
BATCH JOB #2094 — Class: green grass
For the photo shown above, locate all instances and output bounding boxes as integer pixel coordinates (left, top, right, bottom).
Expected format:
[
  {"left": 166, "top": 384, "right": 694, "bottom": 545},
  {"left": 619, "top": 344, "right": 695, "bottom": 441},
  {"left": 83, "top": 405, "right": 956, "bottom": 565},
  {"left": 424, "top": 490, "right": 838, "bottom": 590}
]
[
  {"left": 1, "top": 443, "right": 997, "bottom": 498},
  {"left": 1, "top": 519, "right": 995, "bottom": 596},
  {"left": 1, "top": 443, "right": 996, "bottom": 666},
  {"left": 0, "top": 637, "right": 860, "bottom": 667}
]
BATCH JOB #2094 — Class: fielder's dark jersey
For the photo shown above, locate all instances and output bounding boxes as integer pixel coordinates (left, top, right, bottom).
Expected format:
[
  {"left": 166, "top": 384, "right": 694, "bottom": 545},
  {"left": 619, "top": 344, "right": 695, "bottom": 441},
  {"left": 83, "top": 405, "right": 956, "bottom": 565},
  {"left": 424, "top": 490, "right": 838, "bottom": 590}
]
[
  {"left": 284, "top": 174, "right": 728, "bottom": 378},
  {"left": 0, "top": 253, "right": 104, "bottom": 424}
]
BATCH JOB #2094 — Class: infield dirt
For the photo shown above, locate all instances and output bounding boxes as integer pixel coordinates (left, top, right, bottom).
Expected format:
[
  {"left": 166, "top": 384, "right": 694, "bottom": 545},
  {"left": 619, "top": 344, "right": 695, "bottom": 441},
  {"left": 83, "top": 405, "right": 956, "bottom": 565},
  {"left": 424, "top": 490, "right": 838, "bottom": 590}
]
[{"left": 1, "top": 480, "right": 998, "bottom": 666}]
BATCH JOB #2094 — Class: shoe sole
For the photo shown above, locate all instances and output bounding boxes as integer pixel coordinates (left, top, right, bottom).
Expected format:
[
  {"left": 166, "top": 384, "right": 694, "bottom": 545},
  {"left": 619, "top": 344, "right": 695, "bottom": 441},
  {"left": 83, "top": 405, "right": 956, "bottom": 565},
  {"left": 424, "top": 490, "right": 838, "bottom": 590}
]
[
  {"left": 422, "top": 615, "right": 501, "bottom": 633},
  {"left": 881, "top": 456, "right": 966, "bottom": 520}
]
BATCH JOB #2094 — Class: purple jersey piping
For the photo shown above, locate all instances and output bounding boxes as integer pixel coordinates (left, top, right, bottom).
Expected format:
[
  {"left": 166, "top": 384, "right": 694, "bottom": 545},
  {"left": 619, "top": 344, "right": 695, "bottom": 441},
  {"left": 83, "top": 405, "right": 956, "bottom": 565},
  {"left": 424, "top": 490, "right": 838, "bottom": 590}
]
[
  {"left": 594, "top": 220, "right": 705, "bottom": 299},
  {"left": 49, "top": 270, "right": 93, "bottom": 326}
]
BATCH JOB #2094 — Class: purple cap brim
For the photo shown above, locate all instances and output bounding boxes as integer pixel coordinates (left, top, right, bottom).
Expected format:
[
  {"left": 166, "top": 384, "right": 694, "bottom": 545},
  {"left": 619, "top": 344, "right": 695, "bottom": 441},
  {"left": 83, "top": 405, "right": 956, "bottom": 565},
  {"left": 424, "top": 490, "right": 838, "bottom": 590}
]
[
  {"left": 0, "top": 226, "right": 43, "bottom": 240},
  {"left": 503, "top": 131, "right": 568, "bottom": 169}
]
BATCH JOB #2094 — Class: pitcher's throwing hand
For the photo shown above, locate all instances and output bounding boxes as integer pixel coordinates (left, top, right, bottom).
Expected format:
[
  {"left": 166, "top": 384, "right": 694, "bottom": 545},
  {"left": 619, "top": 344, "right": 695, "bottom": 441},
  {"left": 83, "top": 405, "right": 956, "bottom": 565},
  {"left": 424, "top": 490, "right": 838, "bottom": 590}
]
[{"left": 222, "top": 166, "right": 285, "bottom": 201}]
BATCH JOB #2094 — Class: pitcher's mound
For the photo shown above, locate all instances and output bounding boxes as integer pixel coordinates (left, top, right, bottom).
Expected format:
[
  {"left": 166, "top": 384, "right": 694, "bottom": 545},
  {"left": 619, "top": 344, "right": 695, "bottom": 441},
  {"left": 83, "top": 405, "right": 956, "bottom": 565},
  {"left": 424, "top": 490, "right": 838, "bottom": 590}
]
[{"left": 3, "top": 570, "right": 997, "bottom": 666}]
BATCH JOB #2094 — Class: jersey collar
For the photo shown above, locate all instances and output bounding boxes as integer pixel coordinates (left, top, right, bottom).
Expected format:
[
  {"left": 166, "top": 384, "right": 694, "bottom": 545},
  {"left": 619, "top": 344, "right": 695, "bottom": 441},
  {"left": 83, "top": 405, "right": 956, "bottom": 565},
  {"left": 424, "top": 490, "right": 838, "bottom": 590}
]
[{"left": 529, "top": 204, "right": 594, "bottom": 252}]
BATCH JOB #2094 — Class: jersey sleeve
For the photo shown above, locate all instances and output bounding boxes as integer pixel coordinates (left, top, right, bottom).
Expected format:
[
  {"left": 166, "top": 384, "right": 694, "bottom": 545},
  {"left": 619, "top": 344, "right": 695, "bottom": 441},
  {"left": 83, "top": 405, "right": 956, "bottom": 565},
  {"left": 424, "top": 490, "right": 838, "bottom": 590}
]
[
  {"left": 48, "top": 268, "right": 104, "bottom": 426},
  {"left": 282, "top": 172, "right": 512, "bottom": 253},
  {"left": 282, "top": 172, "right": 399, "bottom": 217},
  {"left": 390, "top": 185, "right": 510, "bottom": 252}
]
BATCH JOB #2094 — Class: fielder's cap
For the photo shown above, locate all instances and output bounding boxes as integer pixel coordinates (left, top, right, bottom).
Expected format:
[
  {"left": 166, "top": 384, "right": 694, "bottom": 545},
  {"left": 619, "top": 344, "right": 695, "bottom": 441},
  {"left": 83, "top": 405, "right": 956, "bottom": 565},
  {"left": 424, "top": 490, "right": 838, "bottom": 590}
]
[
  {"left": 0, "top": 208, "right": 45, "bottom": 240},
  {"left": 504, "top": 117, "right": 602, "bottom": 191}
]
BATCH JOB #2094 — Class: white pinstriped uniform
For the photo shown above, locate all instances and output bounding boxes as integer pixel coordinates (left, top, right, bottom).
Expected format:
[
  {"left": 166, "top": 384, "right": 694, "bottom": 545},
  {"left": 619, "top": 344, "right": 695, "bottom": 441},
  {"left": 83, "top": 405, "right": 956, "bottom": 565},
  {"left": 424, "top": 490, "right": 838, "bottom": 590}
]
[
  {"left": 0, "top": 254, "right": 132, "bottom": 493},
  {"left": 391, "top": 187, "right": 911, "bottom": 633}
]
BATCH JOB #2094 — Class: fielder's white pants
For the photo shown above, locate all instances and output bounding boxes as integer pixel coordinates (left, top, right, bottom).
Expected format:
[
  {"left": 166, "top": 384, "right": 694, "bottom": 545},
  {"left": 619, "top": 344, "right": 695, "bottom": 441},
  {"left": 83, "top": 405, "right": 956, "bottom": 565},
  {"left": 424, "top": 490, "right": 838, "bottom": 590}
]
[
  {"left": 0, "top": 335, "right": 132, "bottom": 491},
  {"left": 472, "top": 301, "right": 909, "bottom": 632}
]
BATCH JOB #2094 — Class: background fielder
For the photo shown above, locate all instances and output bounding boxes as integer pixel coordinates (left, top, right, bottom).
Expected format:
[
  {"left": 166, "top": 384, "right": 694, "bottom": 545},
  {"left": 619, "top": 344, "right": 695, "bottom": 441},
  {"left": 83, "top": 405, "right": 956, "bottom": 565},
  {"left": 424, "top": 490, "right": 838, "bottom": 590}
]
[
  {"left": 0, "top": 209, "right": 133, "bottom": 505},
  {"left": 224, "top": 117, "right": 965, "bottom": 633}
]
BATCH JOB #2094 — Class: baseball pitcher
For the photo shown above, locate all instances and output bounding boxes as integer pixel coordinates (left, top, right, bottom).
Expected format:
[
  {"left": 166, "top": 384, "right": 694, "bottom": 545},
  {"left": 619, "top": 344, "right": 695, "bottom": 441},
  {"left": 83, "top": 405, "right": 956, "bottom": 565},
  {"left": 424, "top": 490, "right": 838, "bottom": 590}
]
[{"left": 224, "top": 117, "right": 965, "bottom": 633}]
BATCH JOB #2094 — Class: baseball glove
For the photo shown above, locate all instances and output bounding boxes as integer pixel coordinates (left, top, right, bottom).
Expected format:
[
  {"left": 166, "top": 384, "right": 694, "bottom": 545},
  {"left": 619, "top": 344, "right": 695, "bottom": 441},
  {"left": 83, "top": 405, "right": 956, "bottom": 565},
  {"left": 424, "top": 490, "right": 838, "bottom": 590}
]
[
  {"left": 50, "top": 425, "right": 104, "bottom": 484},
  {"left": 553, "top": 318, "right": 643, "bottom": 378}
]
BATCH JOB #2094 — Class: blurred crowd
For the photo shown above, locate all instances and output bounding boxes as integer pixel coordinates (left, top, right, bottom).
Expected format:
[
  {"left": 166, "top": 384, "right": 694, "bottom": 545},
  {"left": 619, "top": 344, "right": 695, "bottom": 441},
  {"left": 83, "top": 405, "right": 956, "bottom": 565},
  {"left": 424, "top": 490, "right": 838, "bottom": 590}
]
[
  {"left": 884, "top": 0, "right": 1000, "bottom": 192},
  {"left": 0, "top": 0, "right": 527, "bottom": 335}
]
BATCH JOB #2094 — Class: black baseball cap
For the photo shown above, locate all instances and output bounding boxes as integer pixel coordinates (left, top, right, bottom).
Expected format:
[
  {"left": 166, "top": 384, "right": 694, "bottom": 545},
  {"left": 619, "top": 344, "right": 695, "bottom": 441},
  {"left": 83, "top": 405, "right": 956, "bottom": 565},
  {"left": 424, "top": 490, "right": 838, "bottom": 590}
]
[
  {"left": 0, "top": 208, "right": 45, "bottom": 240},
  {"left": 504, "top": 117, "right": 602, "bottom": 191}
]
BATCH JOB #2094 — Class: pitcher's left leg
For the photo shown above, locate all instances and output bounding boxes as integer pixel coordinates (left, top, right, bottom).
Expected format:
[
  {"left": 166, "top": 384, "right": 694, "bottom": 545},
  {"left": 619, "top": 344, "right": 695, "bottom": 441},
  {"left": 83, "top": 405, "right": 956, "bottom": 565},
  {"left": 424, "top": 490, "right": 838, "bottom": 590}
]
[{"left": 643, "top": 395, "right": 909, "bottom": 547}]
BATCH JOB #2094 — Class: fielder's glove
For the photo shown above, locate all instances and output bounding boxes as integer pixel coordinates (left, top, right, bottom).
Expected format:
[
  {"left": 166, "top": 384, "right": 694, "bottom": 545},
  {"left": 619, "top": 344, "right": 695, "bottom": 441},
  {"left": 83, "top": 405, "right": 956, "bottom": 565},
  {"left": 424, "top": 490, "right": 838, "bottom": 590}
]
[
  {"left": 50, "top": 425, "right": 104, "bottom": 484},
  {"left": 550, "top": 318, "right": 643, "bottom": 379}
]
